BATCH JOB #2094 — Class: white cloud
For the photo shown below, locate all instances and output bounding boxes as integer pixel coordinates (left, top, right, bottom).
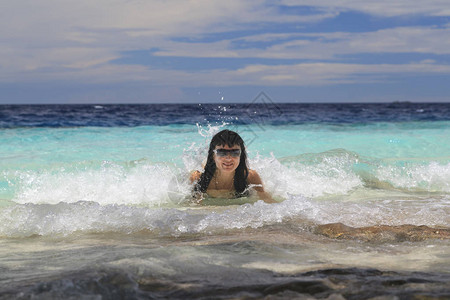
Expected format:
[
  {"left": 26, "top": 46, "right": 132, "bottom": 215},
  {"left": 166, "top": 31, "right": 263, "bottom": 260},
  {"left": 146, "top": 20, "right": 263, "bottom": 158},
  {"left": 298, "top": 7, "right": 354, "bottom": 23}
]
[
  {"left": 279, "top": 0, "right": 450, "bottom": 17},
  {"left": 153, "top": 25, "right": 450, "bottom": 59},
  {"left": 0, "top": 0, "right": 449, "bottom": 91},
  {"left": 9, "top": 60, "right": 446, "bottom": 88},
  {"left": 343, "top": 26, "right": 450, "bottom": 54},
  {"left": 1, "top": 1, "right": 301, "bottom": 77},
  {"left": 224, "top": 61, "right": 450, "bottom": 86}
]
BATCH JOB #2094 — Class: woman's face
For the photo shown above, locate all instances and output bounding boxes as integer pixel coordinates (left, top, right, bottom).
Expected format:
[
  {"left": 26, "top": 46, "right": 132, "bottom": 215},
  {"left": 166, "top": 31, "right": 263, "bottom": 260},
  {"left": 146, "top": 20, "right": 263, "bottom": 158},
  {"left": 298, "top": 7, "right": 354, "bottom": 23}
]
[{"left": 213, "top": 144, "right": 241, "bottom": 173}]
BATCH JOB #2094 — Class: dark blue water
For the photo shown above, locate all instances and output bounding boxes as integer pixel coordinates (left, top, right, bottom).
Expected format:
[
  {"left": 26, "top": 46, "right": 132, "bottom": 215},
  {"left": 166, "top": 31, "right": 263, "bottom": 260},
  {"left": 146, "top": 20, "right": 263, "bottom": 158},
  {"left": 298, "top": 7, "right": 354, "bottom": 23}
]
[{"left": 1, "top": 102, "right": 449, "bottom": 128}]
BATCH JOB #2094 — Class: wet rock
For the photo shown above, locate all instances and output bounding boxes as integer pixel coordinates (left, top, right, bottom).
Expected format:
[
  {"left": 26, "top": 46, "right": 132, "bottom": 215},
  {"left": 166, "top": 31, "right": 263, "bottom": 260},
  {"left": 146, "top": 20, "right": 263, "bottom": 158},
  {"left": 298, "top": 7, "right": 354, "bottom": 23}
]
[
  {"left": 315, "top": 223, "right": 450, "bottom": 242},
  {"left": 2, "top": 267, "right": 450, "bottom": 299},
  {"left": 262, "top": 279, "right": 333, "bottom": 295}
]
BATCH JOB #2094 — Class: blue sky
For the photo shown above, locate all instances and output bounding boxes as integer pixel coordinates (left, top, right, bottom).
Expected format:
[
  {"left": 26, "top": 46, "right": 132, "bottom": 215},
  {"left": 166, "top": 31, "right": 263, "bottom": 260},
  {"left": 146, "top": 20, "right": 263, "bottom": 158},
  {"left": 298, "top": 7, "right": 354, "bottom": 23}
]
[{"left": 1, "top": 1, "right": 449, "bottom": 103}]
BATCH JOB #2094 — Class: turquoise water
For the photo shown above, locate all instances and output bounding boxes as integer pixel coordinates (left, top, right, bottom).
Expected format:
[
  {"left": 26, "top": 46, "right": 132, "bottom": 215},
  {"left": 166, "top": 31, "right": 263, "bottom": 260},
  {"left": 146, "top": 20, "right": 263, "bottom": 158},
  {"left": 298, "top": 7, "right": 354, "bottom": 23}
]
[
  {"left": 1, "top": 122, "right": 449, "bottom": 229},
  {"left": 0, "top": 104, "right": 449, "bottom": 298}
]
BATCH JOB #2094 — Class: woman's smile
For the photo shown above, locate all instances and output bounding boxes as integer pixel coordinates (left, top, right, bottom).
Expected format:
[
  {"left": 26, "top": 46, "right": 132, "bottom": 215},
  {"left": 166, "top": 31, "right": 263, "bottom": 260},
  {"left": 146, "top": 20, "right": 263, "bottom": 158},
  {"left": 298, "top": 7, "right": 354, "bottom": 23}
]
[{"left": 222, "top": 161, "right": 235, "bottom": 169}]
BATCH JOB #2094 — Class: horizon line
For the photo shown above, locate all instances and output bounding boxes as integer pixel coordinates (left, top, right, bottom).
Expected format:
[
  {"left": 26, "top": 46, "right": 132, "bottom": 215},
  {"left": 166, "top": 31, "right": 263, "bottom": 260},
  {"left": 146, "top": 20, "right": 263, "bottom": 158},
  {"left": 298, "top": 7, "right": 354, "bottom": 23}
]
[{"left": 1, "top": 101, "right": 449, "bottom": 106}]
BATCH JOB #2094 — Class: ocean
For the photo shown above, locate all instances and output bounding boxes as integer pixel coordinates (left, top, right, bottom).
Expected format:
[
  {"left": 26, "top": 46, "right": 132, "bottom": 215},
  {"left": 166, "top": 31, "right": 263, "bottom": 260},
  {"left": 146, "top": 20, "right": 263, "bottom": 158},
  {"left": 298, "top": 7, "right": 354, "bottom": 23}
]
[{"left": 0, "top": 102, "right": 449, "bottom": 299}]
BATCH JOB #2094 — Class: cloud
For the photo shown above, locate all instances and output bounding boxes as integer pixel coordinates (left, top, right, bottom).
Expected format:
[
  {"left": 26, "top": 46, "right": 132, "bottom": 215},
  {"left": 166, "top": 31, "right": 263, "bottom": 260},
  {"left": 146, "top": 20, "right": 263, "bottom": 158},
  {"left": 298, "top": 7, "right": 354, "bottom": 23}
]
[
  {"left": 153, "top": 25, "right": 450, "bottom": 60},
  {"left": 220, "top": 61, "right": 450, "bottom": 86},
  {"left": 24, "top": 60, "right": 448, "bottom": 88},
  {"left": 1, "top": 1, "right": 287, "bottom": 72},
  {"left": 1, "top": 0, "right": 449, "bottom": 95},
  {"left": 279, "top": 0, "right": 450, "bottom": 17},
  {"left": 0, "top": 1, "right": 331, "bottom": 80}
]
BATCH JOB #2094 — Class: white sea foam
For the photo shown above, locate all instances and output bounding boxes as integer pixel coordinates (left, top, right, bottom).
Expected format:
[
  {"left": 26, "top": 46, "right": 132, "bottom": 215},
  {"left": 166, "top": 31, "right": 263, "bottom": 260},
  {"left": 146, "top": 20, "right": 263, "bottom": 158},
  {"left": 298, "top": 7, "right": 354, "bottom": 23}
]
[
  {"left": 254, "top": 151, "right": 363, "bottom": 198},
  {"left": 376, "top": 162, "right": 450, "bottom": 192},
  {"left": 9, "top": 151, "right": 364, "bottom": 207},
  {"left": 2, "top": 151, "right": 449, "bottom": 238},
  {"left": 10, "top": 163, "right": 190, "bottom": 207},
  {"left": 1, "top": 193, "right": 448, "bottom": 238},
  {"left": 7, "top": 152, "right": 450, "bottom": 206}
]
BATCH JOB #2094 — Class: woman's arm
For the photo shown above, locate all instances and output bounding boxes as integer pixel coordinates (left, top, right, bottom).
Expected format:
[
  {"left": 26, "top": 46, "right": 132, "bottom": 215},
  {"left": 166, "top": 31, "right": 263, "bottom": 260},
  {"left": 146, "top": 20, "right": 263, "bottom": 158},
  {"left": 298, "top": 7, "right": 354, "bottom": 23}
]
[{"left": 247, "top": 170, "right": 277, "bottom": 203}]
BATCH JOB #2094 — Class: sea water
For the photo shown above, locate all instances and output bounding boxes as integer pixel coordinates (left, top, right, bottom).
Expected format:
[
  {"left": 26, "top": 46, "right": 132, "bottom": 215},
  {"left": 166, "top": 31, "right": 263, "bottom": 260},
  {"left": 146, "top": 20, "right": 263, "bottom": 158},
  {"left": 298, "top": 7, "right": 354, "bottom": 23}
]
[{"left": 0, "top": 103, "right": 449, "bottom": 299}]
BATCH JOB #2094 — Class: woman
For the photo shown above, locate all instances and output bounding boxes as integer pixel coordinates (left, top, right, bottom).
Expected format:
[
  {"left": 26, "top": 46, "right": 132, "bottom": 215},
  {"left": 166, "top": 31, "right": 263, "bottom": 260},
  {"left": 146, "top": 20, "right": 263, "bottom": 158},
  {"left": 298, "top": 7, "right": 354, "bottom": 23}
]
[{"left": 190, "top": 129, "right": 276, "bottom": 203}]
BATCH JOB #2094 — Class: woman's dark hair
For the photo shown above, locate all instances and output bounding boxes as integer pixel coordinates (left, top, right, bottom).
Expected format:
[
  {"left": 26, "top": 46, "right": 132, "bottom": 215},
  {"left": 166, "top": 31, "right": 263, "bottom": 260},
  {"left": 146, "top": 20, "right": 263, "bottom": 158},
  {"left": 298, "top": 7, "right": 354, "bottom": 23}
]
[{"left": 194, "top": 129, "right": 249, "bottom": 197}]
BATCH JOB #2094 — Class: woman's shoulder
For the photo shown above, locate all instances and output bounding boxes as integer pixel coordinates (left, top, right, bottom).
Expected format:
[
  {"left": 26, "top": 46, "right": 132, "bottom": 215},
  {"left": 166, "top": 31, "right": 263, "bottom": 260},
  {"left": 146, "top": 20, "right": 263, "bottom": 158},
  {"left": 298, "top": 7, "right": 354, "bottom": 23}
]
[
  {"left": 248, "top": 169, "right": 257, "bottom": 176},
  {"left": 247, "top": 169, "right": 262, "bottom": 184}
]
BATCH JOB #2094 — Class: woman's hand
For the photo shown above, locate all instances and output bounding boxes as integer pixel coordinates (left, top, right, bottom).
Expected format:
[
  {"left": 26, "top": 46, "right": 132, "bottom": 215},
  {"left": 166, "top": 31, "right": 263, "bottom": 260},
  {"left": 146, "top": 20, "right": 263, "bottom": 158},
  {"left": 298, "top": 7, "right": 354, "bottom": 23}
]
[{"left": 189, "top": 170, "right": 201, "bottom": 184}]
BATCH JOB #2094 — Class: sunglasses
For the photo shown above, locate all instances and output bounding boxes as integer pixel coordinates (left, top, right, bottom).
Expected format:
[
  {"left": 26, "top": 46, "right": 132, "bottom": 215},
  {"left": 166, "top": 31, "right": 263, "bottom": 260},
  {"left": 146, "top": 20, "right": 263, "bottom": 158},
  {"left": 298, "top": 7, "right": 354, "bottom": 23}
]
[{"left": 213, "top": 149, "right": 241, "bottom": 157}]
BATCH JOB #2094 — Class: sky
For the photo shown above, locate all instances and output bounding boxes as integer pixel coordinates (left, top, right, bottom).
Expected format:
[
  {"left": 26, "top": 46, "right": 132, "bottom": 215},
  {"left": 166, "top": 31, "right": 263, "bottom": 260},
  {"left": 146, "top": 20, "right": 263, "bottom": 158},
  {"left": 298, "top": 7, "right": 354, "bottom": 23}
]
[{"left": 1, "top": 0, "right": 450, "bottom": 104}]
